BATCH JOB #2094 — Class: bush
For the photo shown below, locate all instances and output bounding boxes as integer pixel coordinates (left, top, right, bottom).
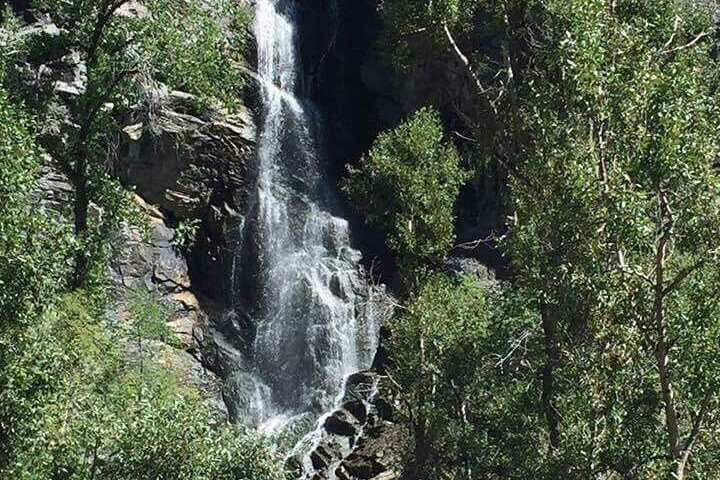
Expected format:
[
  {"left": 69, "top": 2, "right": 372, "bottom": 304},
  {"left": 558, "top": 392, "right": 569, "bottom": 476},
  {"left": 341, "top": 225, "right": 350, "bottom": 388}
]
[
  {"left": 0, "top": 292, "right": 281, "bottom": 480},
  {"left": 344, "top": 107, "right": 469, "bottom": 288}
]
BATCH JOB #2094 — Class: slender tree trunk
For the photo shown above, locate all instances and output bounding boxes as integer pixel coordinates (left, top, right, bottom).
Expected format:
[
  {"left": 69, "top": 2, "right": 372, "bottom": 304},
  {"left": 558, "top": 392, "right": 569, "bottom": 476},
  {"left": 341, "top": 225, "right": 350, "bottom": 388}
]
[
  {"left": 541, "top": 305, "right": 561, "bottom": 452},
  {"left": 72, "top": 156, "right": 89, "bottom": 288},
  {"left": 654, "top": 191, "right": 682, "bottom": 479},
  {"left": 413, "top": 333, "right": 430, "bottom": 473},
  {"left": 673, "top": 461, "right": 686, "bottom": 480}
]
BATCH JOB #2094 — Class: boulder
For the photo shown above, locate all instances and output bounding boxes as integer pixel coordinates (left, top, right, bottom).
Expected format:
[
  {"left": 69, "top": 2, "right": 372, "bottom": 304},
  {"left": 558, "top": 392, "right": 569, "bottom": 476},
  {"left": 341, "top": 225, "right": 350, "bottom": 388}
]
[{"left": 324, "top": 408, "right": 362, "bottom": 437}]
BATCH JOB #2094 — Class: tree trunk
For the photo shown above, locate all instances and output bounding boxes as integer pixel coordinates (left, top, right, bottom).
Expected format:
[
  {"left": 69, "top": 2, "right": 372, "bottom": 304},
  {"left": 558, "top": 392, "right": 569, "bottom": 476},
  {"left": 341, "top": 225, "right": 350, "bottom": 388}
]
[
  {"left": 72, "top": 156, "right": 89, "bottom": 288},
  {"left": 541, "top": 305, "right": 561, "bottom": 452},
  {"left": 654, "top": 190, "right": 682, "bottom": 478}
]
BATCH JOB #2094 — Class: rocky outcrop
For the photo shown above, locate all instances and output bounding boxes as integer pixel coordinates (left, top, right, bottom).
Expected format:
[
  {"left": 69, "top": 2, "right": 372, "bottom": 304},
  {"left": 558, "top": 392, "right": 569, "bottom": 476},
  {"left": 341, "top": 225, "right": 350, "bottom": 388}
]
[
  {"left": 296, "top": 371, "right": 411, "bottom": 480},
  {"left": 109, "top": 196, "right": 228, "bottom": 419},
  {"left": 116, "top": 89, "right": 256, "bottom": 303},
  {"left": 108, "top": 87, "right": 259, "bottom": 420}
]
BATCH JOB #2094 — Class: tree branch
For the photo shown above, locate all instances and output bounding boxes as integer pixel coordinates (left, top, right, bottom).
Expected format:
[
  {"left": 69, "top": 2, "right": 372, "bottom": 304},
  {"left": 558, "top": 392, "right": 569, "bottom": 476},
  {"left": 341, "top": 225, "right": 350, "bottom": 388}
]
[
  {"left": 683, "top": 391, "right": 712, "bottom": 453},
  {"left": 86, "top": 0, "right": 133, "bottom": 70},
  {"left": 676, "top": 391, "right": 713, "bottom": 477},
  {"left": 442, "top": 21, "right": 489, "bottom": 96},
  {"left": 662, "top": 31, "right": 710, "bottom": 55},
  {"left": 663, "top": 260, "right": 705, "bottom": 296}
]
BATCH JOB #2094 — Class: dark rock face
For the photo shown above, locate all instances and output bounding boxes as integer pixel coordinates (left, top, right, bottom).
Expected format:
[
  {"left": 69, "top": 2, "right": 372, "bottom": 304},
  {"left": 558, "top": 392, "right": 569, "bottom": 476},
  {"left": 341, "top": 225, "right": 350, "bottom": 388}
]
[
  {"left": 300, "top": 371, "right": 411, "bottom": 480},
  {"left": 299, "top": 0, "right": 382, "bottom": 171},
  {"left": 109, "top": 88, "right": 261, "bottom": 421},
  {"left": 116, "top": 89, "right": 256, "bottom": 304},
  {"left": 108, "top": 198, "right": 228, "bottom": 420},
  {"left": 296, "top": 0, "right": 506, "bottom": 274},
  {"left": 348, "top": 3, "right": 507, "bottom": 273}
]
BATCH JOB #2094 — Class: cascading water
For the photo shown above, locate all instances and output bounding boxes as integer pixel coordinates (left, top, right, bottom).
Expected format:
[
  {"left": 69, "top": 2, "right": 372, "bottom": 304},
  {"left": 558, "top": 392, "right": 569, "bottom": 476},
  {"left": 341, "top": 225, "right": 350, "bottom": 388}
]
[{"left": 227, "top": 0, "right": 382, "bottom": 440}]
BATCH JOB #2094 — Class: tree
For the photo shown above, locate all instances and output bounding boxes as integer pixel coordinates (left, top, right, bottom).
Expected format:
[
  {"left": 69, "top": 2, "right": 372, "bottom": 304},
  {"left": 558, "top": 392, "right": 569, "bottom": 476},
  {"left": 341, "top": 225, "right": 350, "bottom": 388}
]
[
  {"left": 6, "top": 0, "right": 248, "bottom": 288},
  {"left": 0, "top": 83, "right": 70, "bottom": 329},
  {"left": 387, "top": 273, "right": 549, "bottom": 479},
  {"left": 377, "top": 1, "right": 720, "bottom": 478},
  {"left": 505, "top": 0, "right": 720, "bottom": 477},
  {"left": 378, "top": 0, "right": 547, "bottom": 172},
  {"left": 344, "top": 107, "right": 469, "bottom": 289}
]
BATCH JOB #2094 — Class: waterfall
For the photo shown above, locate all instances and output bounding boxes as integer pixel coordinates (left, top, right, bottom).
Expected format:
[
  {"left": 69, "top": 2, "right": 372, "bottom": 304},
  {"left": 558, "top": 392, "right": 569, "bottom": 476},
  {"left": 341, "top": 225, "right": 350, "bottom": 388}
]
[{"left": 227, "top": 0, "right": 382, "bottom": 435}]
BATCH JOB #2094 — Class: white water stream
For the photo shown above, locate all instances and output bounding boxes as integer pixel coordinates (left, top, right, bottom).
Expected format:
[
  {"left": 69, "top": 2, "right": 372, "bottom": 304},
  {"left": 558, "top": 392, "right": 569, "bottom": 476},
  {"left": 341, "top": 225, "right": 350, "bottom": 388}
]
[{"left": 229, "top": 0, "right": 381, "bottom": 445}]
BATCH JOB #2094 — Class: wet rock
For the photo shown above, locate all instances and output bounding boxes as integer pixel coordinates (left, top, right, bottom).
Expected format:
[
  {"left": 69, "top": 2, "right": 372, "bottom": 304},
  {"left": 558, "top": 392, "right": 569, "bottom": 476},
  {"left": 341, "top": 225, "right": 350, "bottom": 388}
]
[
  {"left": 324, "top": 408, "right": 361, "bottom": 437},
  {"left": 335, "top": 420, "right": 408, "bottom": 480},
  {"left": 300, "top": 371, "right": 410, "bottom": 480},
  {"left": 311, "top": 435, "right": 353, "bottom": 471},
  {"left": 343, "top": 400, "right": 368, "bottom": 424}
]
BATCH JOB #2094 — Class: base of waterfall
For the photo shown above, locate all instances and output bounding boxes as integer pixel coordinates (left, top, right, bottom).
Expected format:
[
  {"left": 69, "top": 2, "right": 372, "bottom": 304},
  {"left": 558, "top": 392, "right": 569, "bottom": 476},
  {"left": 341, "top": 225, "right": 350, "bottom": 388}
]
[{"left": 273, "top": 371, "right": 409, "bottom": 480}]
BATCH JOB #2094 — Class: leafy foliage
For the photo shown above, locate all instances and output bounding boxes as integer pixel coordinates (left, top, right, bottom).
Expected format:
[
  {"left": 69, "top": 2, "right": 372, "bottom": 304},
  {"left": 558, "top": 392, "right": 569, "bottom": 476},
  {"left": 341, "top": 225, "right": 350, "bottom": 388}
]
[
  {"left": 344, "top": 107, "right": 469, "bottom": 287},
  {"left": 142, "top": 0, "right": 249, "bottom": 109},
  {"left": 505, "top": 1, "right": 720, "bottom": 477},
  {"left": 387, "top": 274, "right": 548, "bottom": 479},
  {"left": 377, "top": 0, "right": 720, "bottom": 479},
  {"left": 0, "top": 292, "right": 282, "bottom": 480},
  {"left": 0, "top": 6, "right": 281, "bottom": 479},
  {"left": 0, "top": 85, "right": 71, "bottom": 328},
  {"left": 378, "top": 0, "right": 479, "bottom": 68}
]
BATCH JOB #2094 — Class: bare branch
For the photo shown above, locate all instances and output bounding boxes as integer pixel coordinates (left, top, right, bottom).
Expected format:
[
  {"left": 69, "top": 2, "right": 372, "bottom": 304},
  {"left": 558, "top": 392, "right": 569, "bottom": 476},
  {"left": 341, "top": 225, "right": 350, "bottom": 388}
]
[
  {"left": 662, "top": 31, "right": 710, "bottom": 55},
  {"left": 452, "top": 130, "right": 478, "bottom": 143},
  {"left": 493, "top": 330, "right": 532, "bottom": 368},
  {"left": 662, "top": 16, "right": 682, "bottom": 51},
  {"left": 442, "top": 21, "right": 489, "bottom": 95},
  {"left": 455, "top": 233, "right": 496, "bottom": 251},
  {"left": 677, "top": 391, "right": 713, "bottom": 476}
]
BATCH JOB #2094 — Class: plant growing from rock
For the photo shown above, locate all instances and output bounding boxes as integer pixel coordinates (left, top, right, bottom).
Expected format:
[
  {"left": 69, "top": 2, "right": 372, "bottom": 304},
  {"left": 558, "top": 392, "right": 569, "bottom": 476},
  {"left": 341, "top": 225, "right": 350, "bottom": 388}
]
[{"left": 5, "top": 0, "right": 249, "bottom": 288}]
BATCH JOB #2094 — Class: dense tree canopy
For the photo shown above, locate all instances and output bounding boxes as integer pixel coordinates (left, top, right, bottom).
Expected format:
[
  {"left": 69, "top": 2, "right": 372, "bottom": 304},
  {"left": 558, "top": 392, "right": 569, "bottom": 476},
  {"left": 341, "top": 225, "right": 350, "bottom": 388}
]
[
  {"left": 3, "top": 0, "right": 720, "bottom": 478},
  {"left": 361, "top": 0, "right": 720, "bottom": 479}
]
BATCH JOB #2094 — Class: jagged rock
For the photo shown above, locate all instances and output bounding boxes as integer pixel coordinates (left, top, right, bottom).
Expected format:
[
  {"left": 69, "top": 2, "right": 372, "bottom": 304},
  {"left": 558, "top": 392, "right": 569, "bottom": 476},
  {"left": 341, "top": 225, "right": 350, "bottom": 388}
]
[
  {"left": 53, "top": 51, "right": 87, "bottom": 96},
  {"left": 335, "top": 419, "right": 408, "bottom": 480},
  {"left": 108, "top": 205, "right": 228, "bottom": 419},
  {"left": 343, "top": 400, "right": 368, "bottom": 424},
  {"left": 167, "top": 310, "right": 200, "bottom": 350},
  {"left": 112, "top": 215, "right": 191, "bottom": 293},
  {"left": 172, "top": 291, "right": 200, "bottom": 311},
  {"left": 324, "top": 408, "right": 361, "bottom": 437},
  {"left": 300, "top": 372, "right": 411, "bottom": 480},
  {"left": 116, "top": 87, "right": 256, "bottom": 302},
  {"left": 36, "top": 160, "right": 73, "bottom": 211},
  {"left": 444, "top": 256, "right": 499, "bottom": 292},
  {"left": 117, "top": 89, "right": 255, "bottom": 222},
  {"left": 311, "top": 435, "right": 353, "bottom": 471}
]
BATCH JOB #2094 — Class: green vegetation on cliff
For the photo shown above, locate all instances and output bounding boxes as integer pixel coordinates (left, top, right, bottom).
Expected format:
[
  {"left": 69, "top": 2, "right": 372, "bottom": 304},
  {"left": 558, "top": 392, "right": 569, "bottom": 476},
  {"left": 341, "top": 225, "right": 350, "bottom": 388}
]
[
  {"left": 0, "top": 3, "right": 281, "bottom": 479},
  {"left": 1, "top": 293, "right": 280, "bottom": 480},
  {"left": 4, "top": 0, "right": 249, "bottom": 288}
]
